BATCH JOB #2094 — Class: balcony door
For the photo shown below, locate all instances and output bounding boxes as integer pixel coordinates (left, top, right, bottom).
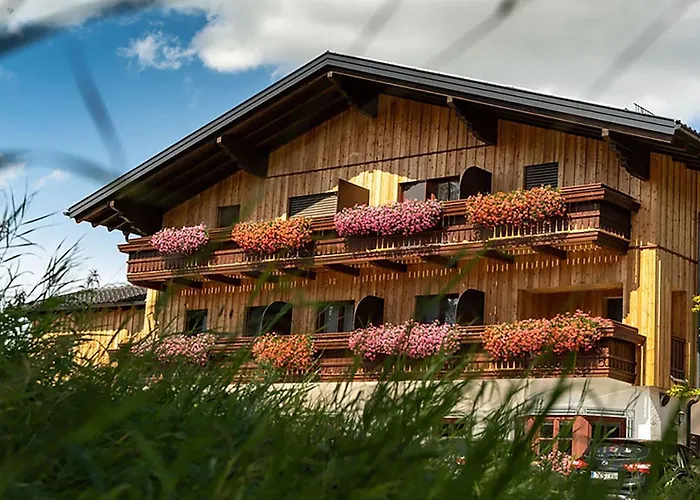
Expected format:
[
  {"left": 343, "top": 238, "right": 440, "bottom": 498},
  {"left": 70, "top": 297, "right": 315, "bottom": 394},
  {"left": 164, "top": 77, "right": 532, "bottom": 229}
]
[
  {"left": 459, "top": 166, "right": 492, "bottom": 199},
  {"left": 354, "top": 295, "right": 384, "bottom": 329},
  {"left": 261, "top": 301, "right": 293, "bottom": 335}
]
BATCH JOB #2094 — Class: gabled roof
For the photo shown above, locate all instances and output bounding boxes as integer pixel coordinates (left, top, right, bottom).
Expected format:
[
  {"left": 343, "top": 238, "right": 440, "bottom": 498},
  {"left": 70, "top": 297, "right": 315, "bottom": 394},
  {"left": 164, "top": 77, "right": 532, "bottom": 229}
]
[{"left": 65, "top": 51, "right": 700, "bottom": 236}]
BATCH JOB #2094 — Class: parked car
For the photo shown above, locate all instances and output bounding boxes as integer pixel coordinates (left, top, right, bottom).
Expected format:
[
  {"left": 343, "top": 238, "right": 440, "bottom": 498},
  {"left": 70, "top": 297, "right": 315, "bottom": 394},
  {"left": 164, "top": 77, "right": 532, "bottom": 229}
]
[{"left": 572, "top": 438, "right": 697, "bottom": 498}]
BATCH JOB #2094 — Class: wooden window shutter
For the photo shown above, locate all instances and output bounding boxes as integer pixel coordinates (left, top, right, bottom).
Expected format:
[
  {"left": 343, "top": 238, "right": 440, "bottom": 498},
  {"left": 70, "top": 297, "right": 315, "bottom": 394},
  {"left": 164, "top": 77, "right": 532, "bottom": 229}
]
[
  {"left": 524, "top": 162, "right": 559, "bottom": 190},
  {"left": 289, "top": 192, "right": 338, "bottom": 218}
]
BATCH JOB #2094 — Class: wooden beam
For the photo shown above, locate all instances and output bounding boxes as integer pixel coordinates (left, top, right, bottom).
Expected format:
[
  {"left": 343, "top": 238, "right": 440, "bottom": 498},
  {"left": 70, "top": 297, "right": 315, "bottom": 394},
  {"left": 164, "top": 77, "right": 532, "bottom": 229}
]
[
  {"left": 170, "top": 278, "right": 203, "bottom": 289},
  {"left": 328, "top": 72, "right": 380, "bottom": 118},
  {"left": 205, "top": 274, "right": 242, "bottom": 287},
  {"left": 216, "top": 135, "right": 268, "bottom": 177},
  {"left": 370, "top": 259, "right": 407, "bottom": 273},
  {"left": 243, "top": 271, "right": 279, "bottom": 284},
  {"left": 482, "top": 249, "right": 515, "bottom": 264},
  {"left": 420, "top": 255, "right": 459, "bottom": 269},
  {"left": 602, "top": 129, "right": 650, "bottom": 181},
  {"left": 324, "top": 264, "right": 360, "bottom": 277},
  {"left": 281, "top": 268, "right": 317, "bottom": 280},
  {"left": 532, "top": 244, "right": 567, "bottom": 260},
  {"left": 135, "top": 280, "right": 165, "bottom": 291},
  {"left": 108, "top": 199, "right": 163, "bottom": 236},
  {"left": 447, "top": 96, "right": 498, "bottom": 145}
]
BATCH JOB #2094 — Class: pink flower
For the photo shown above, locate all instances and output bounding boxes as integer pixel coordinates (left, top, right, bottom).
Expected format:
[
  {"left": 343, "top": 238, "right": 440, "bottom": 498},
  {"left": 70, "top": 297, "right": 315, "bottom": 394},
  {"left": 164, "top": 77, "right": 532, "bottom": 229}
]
[
  {"left": 131, "top": 333, "right": 215, "bottom": 365},
  {"left": 152, "top": 224, "right": 209, "bottom": 255},
  {"left": 334, "top": 199, "right": 443, "bottom": 237},
  {"left": 349, "top": 320, "right": 459, "bottom": 360}
]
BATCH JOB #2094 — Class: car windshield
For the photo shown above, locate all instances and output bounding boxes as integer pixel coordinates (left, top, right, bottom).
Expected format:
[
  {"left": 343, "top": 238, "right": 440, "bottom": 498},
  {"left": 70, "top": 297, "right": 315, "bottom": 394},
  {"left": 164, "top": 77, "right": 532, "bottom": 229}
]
[{"left": 588, "top": 443, "right": 650, "bottom": 461}]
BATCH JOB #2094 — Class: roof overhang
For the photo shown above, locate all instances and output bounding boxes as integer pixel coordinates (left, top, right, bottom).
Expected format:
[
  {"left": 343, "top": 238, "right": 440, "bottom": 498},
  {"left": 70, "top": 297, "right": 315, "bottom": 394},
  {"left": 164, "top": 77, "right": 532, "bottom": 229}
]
[{"left": 66, "top": 51, "right": 700, "bottom": 235}]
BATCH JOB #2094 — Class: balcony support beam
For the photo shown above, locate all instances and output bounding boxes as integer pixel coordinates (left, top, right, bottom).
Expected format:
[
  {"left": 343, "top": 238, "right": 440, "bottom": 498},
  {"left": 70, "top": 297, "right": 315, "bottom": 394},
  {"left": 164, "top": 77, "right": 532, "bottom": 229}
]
[
  {"left": 482, "top": 249, "right": 515, "bottom": 264},
  {"left": 531, "top": 244, "right": 567, "bottom": 260},
  {"left": 325, "top": 264, "right": 360, "bottom": 277},
  {"left": 420, "top": 254, "right": 459, "bottom": 269},
  {"left": 370, "top": 259, "right": 407, "bottom": 273},
  {"left": 282, "top": 268, "right": 316, "bottom": 280},
  {"left": 137, "top": 280, "right": 166, "bottom": 291},
  {"left": 243, "top": 271, "right": 279, "bottom": 284},
  {"left": 205, "top": 274, "right": 242, "bottom": 287},
  {"left": 170, "top": 278, "right": 203, "bottom": 289}
]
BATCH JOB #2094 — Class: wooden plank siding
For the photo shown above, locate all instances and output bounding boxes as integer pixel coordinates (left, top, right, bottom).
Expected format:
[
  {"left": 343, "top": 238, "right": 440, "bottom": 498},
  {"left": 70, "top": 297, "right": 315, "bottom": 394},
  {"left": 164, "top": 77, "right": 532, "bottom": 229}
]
[{"left": 151, "top": 94, "right": 700, "bottom": 389}]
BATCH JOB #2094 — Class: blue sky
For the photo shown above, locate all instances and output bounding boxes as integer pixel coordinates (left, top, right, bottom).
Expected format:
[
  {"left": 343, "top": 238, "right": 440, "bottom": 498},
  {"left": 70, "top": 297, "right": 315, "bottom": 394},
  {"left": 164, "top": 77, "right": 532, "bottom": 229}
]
[
  {"left": 0, "top": 9, "right": 277, "bottom": 287},
  {"left": 2, "top": 0, "right": 700, "bottom": 290}
]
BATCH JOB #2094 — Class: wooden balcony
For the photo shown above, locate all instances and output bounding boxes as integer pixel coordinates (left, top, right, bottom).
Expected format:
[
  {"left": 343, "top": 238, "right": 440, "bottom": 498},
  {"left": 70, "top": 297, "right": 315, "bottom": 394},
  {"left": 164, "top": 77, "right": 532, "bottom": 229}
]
[
  {"left": 119, "top": 183, "right": 639, "bottom": 288},
  {"left": 212, "top": 321, "right": 644, "bottom": 385}
]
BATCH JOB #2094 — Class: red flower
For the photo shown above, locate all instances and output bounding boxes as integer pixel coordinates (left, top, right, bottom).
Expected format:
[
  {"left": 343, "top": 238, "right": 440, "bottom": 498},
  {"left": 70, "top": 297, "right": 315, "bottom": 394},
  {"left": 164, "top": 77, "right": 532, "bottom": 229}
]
[
  {"left": 465, "top": 186, "right": 566, "bottom": 230},
  {"left": 252, "top": 334, "right": 315, "bottom": 373},
  {"left": 231, "top": 218, "right": 312, "bottom": 256}
]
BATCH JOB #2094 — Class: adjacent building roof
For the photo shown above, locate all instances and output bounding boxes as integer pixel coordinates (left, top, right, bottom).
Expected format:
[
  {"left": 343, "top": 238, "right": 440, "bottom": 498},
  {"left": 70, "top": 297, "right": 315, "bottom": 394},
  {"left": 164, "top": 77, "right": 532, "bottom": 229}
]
[
  {"left": 65, "top": 51, "right": 700, "bottom": 236},
  {"left": 53, "top": 284, "right": 147, "bottom": 310}
]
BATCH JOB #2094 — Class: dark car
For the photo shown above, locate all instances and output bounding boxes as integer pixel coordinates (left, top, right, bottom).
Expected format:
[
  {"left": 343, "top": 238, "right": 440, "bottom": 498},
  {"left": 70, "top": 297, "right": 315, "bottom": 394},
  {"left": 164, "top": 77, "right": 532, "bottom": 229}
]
[{"left": 572, "top": 438, "right": 697, "bottom": 498}]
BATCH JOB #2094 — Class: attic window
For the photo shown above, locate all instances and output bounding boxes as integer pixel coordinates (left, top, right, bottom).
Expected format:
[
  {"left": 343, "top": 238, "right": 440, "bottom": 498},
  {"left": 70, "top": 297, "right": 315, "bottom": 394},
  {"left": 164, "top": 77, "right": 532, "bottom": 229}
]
[
  {"left": 217, "top": 205, "right": 240, "bottom": 227},
  {"left": 289, "top": 192, "right": 338, "bottom": 218},
  {"left": 524, "top": 162, "right": 559, "bottom": 190}
]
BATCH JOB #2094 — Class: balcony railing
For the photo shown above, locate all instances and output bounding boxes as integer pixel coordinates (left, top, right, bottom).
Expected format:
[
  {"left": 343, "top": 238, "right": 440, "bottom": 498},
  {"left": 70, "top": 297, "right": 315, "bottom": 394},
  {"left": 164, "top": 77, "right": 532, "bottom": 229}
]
[
  {"left": 119, "top": 183, "right": 639, "bottom": 286},
  {"left": 211, "top": 321, "right": 644, "bottom": 385}
]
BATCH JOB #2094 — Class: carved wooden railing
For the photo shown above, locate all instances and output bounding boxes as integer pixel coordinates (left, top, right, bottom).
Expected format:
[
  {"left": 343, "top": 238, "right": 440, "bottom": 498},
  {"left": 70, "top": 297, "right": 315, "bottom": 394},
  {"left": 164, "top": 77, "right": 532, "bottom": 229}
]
[
  {"left": 120, "top": 183, "right": 639, "bottom": 284},
  {"left": 211, "top": 321, "right": 644, "bottom": 385}
]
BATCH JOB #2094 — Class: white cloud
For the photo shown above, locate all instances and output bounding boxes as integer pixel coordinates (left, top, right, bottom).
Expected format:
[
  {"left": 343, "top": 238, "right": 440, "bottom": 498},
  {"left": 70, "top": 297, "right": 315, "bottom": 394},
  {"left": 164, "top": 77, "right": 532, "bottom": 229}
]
[
  {"left": 33, "top": 169, "right": 69, "bottom": 189},
  {"left": 0, "top": 162, "right": 25, "bottom": 188},
  {"left": 117, "top": 30, "right": 196, "bottom": 70},
  {"left": 8, "top": 0, "right": 700, "bottom": 122},
  {"left": 0, "top": 66, "right": 15, "bottom": 79}
]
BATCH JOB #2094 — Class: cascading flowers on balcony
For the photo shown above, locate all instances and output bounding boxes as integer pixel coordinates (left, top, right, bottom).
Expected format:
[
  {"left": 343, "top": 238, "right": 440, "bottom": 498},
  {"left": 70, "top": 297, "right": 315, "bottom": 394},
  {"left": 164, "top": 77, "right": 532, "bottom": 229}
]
[
  {"left": 231, "top": 218, "right": 312, "bottom": 256},
  {"left": 251, "top": 333, "right": 315, "bottom": 372},
  {"left": 465, "top": 186, "right": 566, "bottom": 229},
  {"left": 151, "top": 223, "right": 210, "bottom": 255},
  {"left": 482, "top": 310, "right": 611, "bottom": 360},
  {"left": 348, "top": 320, "right": 460, "bottom": 361},
  {"left": 131, "top": 333, "right": 216, "bottom": 366},
  {"left": 334, "top": 199, "right": 443, "bottom": 237}
]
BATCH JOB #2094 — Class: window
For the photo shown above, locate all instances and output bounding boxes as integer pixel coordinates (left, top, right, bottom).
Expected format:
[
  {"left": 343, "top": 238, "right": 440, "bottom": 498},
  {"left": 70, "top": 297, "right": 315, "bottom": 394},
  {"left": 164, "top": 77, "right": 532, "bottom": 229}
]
[
  {"left": 289, "top": 192, "right": 338, "bottom": 218},
  {"left": 185, "top": 309, "right": 208, "bottom": 334},
  {"left": 524, "top": 162, "right": 559, "bottom": 190},
  {"left": 605, "top": 297, "right": 623, "bottom": 322},
  {"left": 591, "top": 420, "right": 623, "bottom": 441},
  {"left": 532, "top": 417, "right": 573, "bottom": 455},
  {"left": 401, "top": 176, "right": 460, "bottom": 202},
  {"left": 217, "top": 205, "right": 240, "bottom": 227},
  {"left": 415, "top": 294, "right": 458, "bottom": 324},
  {"left": 316, "top": 301, "right": 355, "bottom": 333},
  {"left": 245, "top": 306, "right": 266, "bottom": 337}
]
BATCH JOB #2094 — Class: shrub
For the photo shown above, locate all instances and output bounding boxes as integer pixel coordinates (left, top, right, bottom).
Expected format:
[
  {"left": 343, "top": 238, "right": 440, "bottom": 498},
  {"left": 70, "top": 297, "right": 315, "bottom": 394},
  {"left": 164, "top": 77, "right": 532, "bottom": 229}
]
[
  {"left": 334, "top": 199, "right": 443, "bottom": 237},
  {"left": 231, "top": 218, "right": 312, "bottom": 255},
  {"left": 465, "top": 186, "right": 566, "bottom": 229},
  {"left": 151, "top": 223, "right": 209, "bottom": 255},
  {"left": 349, "top": 320, "right": 459, "bottom": 361},
  {"left": 131, "top": 333, "right": 216, "bottom": 365},
  {"left": 482, "top": 311, "right": 610, "bottom": 360},
  {"left": 252, "top": 333, "right": 315, "bottom": 372}
]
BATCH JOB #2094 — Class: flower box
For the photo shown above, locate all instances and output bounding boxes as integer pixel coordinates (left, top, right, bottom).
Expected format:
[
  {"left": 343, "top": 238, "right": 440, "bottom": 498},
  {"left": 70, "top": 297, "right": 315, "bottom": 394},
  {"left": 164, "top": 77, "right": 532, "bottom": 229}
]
[
  {"left": 348, "top": 320, "right": 459, "bottom": 361},
  {"left": 131, "top": 333, "right": 216, "bottom": 366},
  {"left": 482, "top": 311, "right": 611, "bottom": 361},
  {"left": 465, "top": 186, "right": 566, "bottom": 230},
  {"left": 252, "top": 333, "right": 315, "bottom": 373},
  {"left": 334, "top": 199, "right": 443, "bottom": 237},
  {"left": 231, "top": 218, "right": 312, "bottom": 257},
  {"left": 151, "top": 224, "right": 210, "bottom": 256}
]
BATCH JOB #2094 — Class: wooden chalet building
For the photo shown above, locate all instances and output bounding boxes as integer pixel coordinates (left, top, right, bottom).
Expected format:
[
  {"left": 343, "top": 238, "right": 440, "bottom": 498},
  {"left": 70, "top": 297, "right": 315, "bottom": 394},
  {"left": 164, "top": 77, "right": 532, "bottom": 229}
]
[{"left": 67, "top": 52, "right": 700, "bottom": 453}]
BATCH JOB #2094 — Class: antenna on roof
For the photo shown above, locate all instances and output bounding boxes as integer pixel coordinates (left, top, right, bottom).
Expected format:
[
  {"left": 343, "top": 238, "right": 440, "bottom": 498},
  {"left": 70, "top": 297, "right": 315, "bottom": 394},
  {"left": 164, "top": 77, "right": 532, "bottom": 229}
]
[{"left": 634, "top": 103, "right": 654, "bottom": 115}]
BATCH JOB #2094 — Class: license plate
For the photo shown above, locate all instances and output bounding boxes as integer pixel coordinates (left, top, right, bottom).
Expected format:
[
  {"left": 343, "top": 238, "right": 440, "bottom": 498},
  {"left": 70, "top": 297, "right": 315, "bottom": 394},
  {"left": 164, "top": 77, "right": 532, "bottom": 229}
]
[{"left": 591, "top": 471, "right": 619, "bottom": 480}]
